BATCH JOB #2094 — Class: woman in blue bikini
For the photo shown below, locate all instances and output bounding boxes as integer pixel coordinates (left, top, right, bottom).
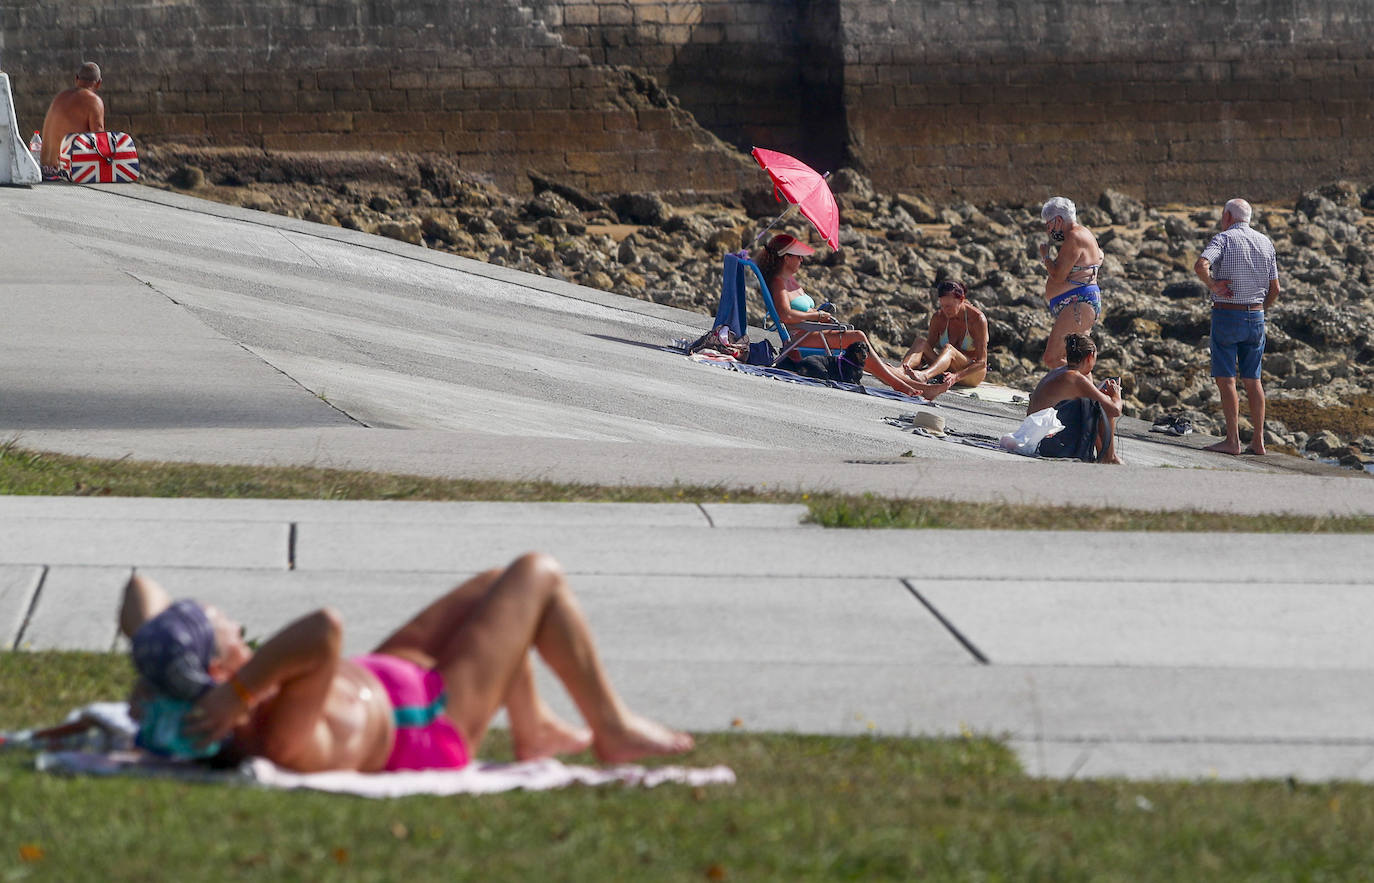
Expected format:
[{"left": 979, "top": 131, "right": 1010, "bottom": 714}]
[{"left": 1038, "top": 196, "right": 1105, "bottom": 368}]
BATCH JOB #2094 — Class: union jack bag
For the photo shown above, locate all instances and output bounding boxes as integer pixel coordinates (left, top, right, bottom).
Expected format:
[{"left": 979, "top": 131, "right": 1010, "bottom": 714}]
[{"left": 59, "top": 131, "right": 141, "bottom": 183}]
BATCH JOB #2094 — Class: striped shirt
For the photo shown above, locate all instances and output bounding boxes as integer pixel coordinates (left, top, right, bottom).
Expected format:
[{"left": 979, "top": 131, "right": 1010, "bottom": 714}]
[{"left": 1199, "top": 222, "right": 1278, "bottom": 306}]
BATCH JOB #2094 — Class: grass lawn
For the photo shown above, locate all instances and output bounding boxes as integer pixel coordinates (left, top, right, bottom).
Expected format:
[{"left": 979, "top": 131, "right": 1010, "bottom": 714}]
[
  {"left": 4, "top": 653, "right": 1374, "bottom": 881},
  {"left": 3, "top": 442, "right": 1372, "bottom": 534}
]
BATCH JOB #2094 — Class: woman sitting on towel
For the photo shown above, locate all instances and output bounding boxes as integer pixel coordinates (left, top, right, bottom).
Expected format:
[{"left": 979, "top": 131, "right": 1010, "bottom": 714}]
[
  {"left": 119, "top": 553, "right": 693, "bottom": 772},
  {"left": 1027, "top": 332, "right": 1123, "bottom": 464},
  {"left": 1038, "top": 196, "right": 1106, "bottom": 368},
  {"left": 756, "top": 233, "right": 954, "bottom": 399},
  {"left": 900, "top": 279, "right": 988, "bottom": 389}
]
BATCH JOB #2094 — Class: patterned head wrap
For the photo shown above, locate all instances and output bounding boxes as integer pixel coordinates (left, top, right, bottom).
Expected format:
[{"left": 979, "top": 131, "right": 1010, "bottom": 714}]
[{"left": 131, "top": 599, "right": 216, "bottom": 701}]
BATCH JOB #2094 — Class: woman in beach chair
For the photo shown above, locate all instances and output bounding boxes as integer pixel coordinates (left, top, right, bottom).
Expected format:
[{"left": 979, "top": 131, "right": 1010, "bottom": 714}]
[
  {"left": 756, "top": 233, "right": 954, "bottom": 399},
  {"left": 900, "top": 279, "right": 988, "bottom": 389},
  {"left": 120, "top": 553, "right": 693, "bottom": 772},
  {"left": 1038, "top": 196, "right": 1106, "bottom": 369}
]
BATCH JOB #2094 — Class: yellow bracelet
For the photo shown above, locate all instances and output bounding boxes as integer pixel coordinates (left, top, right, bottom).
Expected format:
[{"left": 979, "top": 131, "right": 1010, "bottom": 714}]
[{"left": 228, "top": 674, "right": 254, "bottom": 707}]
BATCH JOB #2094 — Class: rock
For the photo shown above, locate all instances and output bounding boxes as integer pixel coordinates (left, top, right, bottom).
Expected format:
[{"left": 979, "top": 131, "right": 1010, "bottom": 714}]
[
  {"left": 1079, "top": 205, "right": 1113, "bottom": 228},
  {"left": 1163, "top": 216, "right": 1198, "bottom": 244},
  {"left": 615, "top": 270, "right": 647, "bottom": 290},
  {"left": 855, "top": 252, "right": 896, "bottom": 277},
  {"left": 1313, "top": 180, "right": 1363, "bottom": 208},
  {"left": 421, "top": 214, "right": 460, "bottom": 243},
  {"left": 1291, "top": 224, "right": 1328, "bottom": 248},
  {"left": 893, "top": 193, "right": 938, "bottom": 223},
  {"left": 616, "top": 235, "right": 641, "bottom": 265},
  {"left": 851, "top": 305, "right": 906, "bottom": 346},
  {"left": 465, "top": 216, "right": 498, "bottom": 236},
  {"left": 1160, "top": 280, "right": 1205, "bottom": 300},
  {"left": 376, "top": 221, "right": 424, "bottom": 246},
  {"left": 661, "top": 213, "right": 716, "bottom": 242},
  {"left": 611, "top": 192, "right": 671, "bottom": 226},
  {"left": 705, "top": 228, "right": 744, "bottom": 254},
  {"left": 527, "top": 172, "right": 609, "bottom": 213},
  {"left": 1129, "top": 318, "right": 1162, "bottom": 337},
  {"left": 302, "top": 206, "right": 339, "bottom": 227},
  {"left": 581, "top": 270, "right": 615, "bottom": 291},
  {"left": 1305, "top": 429, "right": 1343, "bottom": 455},
  {"left": 368, "top": 195, "right": 395, "bottom": 213},
  {"left": 168, "top": 165, "right": 205, "bottom": 189},
  {"left": 238, "top": 191, "right": 275, "bottom": 212},
  {"left": 829, "top": 168, "right": 876, "bottom": 203},
  {"left": 1099, "top": 189, "right": 1145, "bottom": 224},
  {"left": 536, "top": 217, "right": 569, "bottom": 238},
  {"left": 523, "top": 190, "right": 579, "bottom": 220},
  {"left": 1339, "top": 450, "right": 1373, "bottom": 468}
]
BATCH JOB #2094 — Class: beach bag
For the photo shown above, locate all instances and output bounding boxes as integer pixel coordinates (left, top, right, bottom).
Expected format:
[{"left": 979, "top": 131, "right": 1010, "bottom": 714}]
[
  {"left": 59, "top": 131, "right": 141, "bottom": 183},
  {"left": 745, "top": 340, "right": 777, "bottom": 366}
]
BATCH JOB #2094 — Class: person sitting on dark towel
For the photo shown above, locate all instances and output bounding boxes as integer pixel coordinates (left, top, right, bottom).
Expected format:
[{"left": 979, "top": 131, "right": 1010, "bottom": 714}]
[{"left": 1026, "top": 332, "right": 1123, "bottom": 464}]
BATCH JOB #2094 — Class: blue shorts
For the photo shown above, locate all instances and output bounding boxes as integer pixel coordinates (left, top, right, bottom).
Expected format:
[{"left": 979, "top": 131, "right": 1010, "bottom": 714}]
[
  {"left": 1210, "top": 309, "right": 1266, "bottom": 379},
  {"left": 1048, "top": 285, "right": 1101, "bottom": 319}
]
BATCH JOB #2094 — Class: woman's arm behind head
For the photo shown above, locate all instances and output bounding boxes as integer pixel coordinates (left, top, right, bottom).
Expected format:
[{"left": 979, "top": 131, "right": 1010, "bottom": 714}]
[{"left": 119, "top": 573, "right": 172, "bottom": 640}]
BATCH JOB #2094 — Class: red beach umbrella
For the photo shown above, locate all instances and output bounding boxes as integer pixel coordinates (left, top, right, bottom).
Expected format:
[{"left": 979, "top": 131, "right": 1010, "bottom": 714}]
[{"left": 751, "top": 147, "right": 841, "bottom": 250}]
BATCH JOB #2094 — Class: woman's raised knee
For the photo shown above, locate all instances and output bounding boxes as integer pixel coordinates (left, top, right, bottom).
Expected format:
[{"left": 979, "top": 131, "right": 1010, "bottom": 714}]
[{"left": 508, "top": 552, "right": 566, "bottom": 588}]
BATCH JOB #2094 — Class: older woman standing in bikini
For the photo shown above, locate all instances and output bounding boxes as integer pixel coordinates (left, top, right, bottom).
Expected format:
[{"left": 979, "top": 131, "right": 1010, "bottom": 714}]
[
  {"left": 900, "top": 280, "right": 988, "bottom": 388},
  {"left": 1038, "top": 196, "right": 1105, "bottom": 368},
  {"left": 756, "top": 233, "right": 954, "bottom": 399}
]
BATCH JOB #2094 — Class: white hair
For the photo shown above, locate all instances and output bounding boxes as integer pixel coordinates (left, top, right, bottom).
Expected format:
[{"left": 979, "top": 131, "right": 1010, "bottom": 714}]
[
  {"left": 1224, "top": 198, "right": 1252, "bottom": 222},
  {"left": 1041, "top": 196, "right": 1076, "bottom": 226}
]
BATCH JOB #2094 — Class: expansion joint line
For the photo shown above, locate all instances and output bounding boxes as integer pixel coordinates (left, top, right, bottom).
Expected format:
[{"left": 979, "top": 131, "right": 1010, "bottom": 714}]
[
  {"left": 12, "top": 566, "right": 49, "bottom": 651},
  {"left": 288, "top": 522, "right": 298, "bottom": 571},
  {"left": 125, "top": 271, "right": 369, "bottom": 428},
  {"left": 695, "top": 503, "right": 716, "bottom": 528},
  {"left": 901, "top": 578, "right": 989, "bottom": 665}
]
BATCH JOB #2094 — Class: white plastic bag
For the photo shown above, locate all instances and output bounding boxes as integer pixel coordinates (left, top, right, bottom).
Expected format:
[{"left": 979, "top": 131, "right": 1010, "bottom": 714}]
[{"left": 1000, "top": 407, "right": 1064, "bottom": 457}]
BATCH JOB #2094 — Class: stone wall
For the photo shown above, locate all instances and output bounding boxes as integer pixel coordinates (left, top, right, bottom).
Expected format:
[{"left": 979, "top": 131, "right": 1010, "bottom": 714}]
[
  {"left": 840, "top": 0, "right": 1374, "bottom": 203},
  {"left": 0, "top": 0, "right": 755, "bottom": 195},
  {"left": 2, "top": 0, "right": 1372, "bottom": 203},
  {"left": 529, "top": 0, "right": 847, "bottom": 176}
]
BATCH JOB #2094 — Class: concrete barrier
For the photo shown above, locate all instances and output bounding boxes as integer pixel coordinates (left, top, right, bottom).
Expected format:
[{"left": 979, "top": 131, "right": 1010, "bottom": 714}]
[{"left": 0, "top": 73, "right": 40, "bottom": 186}]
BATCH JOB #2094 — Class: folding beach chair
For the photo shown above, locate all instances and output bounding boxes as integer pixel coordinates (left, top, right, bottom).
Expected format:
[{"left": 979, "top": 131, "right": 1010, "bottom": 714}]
[{"left": 714, "top": 253, "right": 853, "bottom": 366}]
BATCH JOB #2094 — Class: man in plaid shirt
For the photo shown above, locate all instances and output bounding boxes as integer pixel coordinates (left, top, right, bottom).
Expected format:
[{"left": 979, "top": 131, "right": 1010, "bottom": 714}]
[{"left": 1193, "top": 198, "right": 1281, "bottom": 456}]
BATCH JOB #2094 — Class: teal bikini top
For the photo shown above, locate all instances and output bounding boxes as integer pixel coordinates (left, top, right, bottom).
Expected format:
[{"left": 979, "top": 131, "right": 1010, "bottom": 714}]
[{"left": 937, "top": 318, "right": 974, "bottom": 352}]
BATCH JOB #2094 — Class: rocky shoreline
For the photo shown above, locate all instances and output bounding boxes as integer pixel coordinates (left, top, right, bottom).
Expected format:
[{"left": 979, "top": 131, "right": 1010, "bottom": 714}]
[{"left": 141, "top": 145, "right": 1374, "bottom": 472}]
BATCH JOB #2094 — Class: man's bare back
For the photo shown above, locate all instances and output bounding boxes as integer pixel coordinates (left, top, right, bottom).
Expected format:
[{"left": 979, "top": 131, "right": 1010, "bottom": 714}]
[{"left": 40, "top": 69, "right": 104, "bottom": 168}]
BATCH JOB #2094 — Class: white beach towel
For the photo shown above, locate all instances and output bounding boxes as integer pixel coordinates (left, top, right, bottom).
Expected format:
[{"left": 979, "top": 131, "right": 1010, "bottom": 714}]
[
  {"left": 37, "top": 750, "right": 736, "bottom": 797},
  {"left": 21, "top": 703, "right": 735, "bottom": 797}
]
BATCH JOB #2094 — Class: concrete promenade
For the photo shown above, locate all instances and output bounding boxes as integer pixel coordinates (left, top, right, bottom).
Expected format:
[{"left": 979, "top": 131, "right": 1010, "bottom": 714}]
[{"left": 2, "top": 183, "right": 1372, "bottom": 781}]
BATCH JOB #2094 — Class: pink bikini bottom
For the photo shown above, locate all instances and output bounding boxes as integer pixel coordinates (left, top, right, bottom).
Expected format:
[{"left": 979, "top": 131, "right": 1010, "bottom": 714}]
[{"left": 352, "top": 653, "right": 471, "bottom": 771}]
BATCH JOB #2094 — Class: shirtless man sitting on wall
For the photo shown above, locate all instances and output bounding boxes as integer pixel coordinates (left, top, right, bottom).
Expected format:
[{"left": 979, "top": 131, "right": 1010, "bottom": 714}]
[
  {"left": 39, "top": 61, "right": 105, "bottom": 180},
  {"left": 1027, "top": 332, "right": 1123, "bottom": 464}
]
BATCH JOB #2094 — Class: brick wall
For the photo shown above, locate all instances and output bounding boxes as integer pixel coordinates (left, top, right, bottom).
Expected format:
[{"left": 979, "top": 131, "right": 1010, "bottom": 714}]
[
  {"left": 3, "top": 0, "right": 1372, "bottom": 203},
  {"left": 530, "top": 0, "right": 847, "bottom": 176},
  {"left": 840, "top": 0, "right": 1374, "bottom": 203},
  {"left": 0, "top": 0, "right": 755, "bottom": 195}
]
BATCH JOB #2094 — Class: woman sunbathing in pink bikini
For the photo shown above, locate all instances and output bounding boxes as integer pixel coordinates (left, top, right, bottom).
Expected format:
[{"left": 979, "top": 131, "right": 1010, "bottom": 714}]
[{"left": 120, "top": 553, "right": 693, "bottom": 771}]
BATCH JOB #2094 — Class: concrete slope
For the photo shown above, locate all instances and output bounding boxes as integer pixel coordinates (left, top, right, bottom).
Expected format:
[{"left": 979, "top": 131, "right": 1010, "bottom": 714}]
[{"left": 1, "top": 184, "right": 1370, "bottom": 517}]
